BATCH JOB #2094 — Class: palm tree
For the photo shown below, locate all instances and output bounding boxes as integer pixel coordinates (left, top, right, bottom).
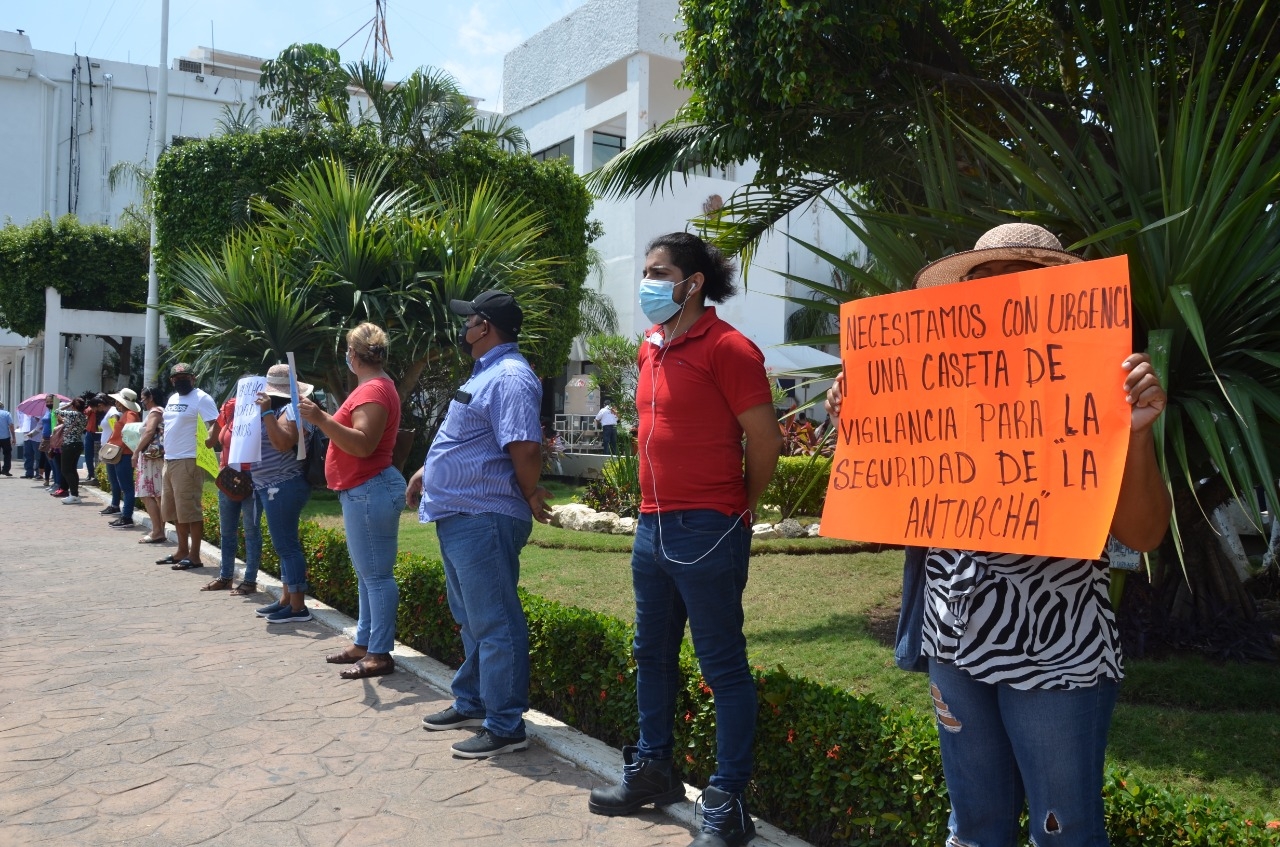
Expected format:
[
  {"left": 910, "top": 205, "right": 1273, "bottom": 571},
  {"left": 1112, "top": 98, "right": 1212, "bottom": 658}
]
[
  {"left": 348, "top": 60, "right": 528, "bottom": 154},
  {"left": 159, "top": 158, "right": 557, "bottom": 405}
]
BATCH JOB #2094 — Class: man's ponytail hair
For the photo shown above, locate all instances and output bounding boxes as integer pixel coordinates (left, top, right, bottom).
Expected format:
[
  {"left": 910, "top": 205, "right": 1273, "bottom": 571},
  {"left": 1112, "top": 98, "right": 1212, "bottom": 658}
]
[{"left": 645, "top": 232, "right": 738, "bottom": 303}]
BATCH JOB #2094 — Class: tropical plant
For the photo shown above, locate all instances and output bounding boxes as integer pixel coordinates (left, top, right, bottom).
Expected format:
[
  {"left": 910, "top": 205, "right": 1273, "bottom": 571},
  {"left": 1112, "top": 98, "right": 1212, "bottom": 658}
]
[
  {"left": 257, "top": 43, "right": 351, "bottom": 130},
  {"left": 214, "top": 102, "right": 264, "bottom": 137},
  {"left": 584, "top": 333, "right": 640, "bottom": 427},
  {"left": 106, "top": 160, "right": 154, "bottom": 231},
  {"left": 159, "top": 158, "right": 558, "bottom": 404},
  {"left": 784, "top": 2, "right": 1280, "bottom": 639},
  {"left": 591, "top": 1, "right": 1278, "bottom": 263}
]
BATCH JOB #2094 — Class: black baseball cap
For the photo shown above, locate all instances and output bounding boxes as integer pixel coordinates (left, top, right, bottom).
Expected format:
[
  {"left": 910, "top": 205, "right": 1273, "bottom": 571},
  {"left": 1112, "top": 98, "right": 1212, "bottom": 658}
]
[{"left": 449, "top": 290, "right": 523, "bottom": 338}]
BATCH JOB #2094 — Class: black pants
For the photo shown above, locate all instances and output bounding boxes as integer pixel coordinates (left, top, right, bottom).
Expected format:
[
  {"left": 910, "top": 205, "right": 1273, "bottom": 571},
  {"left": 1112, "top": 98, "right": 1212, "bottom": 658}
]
[
  {"left": 59, "top": 444, "right": 83, "bottom": 496},
  {"left": 0, "top": 438, "right": 10, "bottom": 475}
]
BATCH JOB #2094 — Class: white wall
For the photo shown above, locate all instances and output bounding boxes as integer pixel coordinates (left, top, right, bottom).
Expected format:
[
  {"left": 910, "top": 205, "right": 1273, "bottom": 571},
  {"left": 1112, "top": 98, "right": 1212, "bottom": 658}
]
[
  {"left": 502, "top": 0, "right": 680, "bottom": 114},
  {"left": 503, "top": 0, "right": 857, "bottom": 403},
  {"left": 0, "top": 30, "right": 262, "bottom": 228},
  {"left": 0, "top": 30, "right": 251, "bottom": 406}
]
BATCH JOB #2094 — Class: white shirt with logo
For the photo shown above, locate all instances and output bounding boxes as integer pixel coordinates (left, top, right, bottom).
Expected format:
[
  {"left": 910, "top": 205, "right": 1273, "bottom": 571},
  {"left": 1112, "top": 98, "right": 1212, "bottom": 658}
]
[{"left": 162, "top": 388, "right": 219, "bottom": 459}]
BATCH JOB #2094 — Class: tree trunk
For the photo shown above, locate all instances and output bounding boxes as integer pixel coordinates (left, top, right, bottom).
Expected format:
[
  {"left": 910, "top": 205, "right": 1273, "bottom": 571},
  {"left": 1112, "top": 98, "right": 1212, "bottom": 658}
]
[{"left": 96, "top": 335, "right": 132, "bottom": 389}]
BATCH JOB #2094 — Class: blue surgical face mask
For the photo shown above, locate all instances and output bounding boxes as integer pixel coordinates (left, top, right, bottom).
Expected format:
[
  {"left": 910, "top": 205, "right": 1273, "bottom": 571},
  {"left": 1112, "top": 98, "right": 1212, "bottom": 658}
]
[
  {"left": 345, "top": 352, "right": 357, "bottom": 375},
  {"left": 639, "top": 277, "right": 692, "bottom": 325}
]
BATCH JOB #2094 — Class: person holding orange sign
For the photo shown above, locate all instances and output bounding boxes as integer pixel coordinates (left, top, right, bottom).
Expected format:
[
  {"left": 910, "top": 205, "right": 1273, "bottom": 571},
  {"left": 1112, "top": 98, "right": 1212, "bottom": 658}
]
[{"left": 826, "top": 223, "right": 1170, "bottom": 847}]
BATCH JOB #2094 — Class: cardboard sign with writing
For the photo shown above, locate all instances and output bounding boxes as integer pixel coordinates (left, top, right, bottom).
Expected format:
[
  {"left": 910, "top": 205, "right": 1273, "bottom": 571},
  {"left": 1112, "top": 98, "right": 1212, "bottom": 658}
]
[
  {"left": 819, "top": 256, "right": 1133, "bottom": 560},
  {"left": 227, "top": 377, "right": 267, "bottom": 465}
]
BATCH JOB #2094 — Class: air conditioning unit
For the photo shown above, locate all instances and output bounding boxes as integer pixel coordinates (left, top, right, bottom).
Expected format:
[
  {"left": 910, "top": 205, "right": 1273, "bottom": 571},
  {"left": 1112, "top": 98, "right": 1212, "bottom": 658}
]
[{"left": 176, "top": 58, "right": 202, "bottom": 74}]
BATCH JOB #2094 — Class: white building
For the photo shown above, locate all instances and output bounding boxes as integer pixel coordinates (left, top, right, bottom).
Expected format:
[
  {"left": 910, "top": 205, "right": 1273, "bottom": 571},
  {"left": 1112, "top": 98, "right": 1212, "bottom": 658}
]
[
  {"left": 502, "top": 0, "right": 857, "bottom": 420},
  {"left": 0, "top": 31, "right": 275, "bottom": 407}
]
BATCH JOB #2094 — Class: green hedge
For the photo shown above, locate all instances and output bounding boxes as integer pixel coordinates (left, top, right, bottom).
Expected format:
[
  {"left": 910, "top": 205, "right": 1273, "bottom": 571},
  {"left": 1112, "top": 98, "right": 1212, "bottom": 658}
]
[
  {"left": 194, "top": 499, "right": 1274, "bottom": 846},
  {"left": 0, "top": 215, "right": 148, "bottom": 338},
  {"left": 762, "top": 455, "right": 832, "bottom": 519}
]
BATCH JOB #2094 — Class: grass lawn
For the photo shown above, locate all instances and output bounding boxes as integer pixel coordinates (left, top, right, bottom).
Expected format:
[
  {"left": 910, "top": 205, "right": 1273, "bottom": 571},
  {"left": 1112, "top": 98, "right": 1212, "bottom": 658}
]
[{"left": 299, "top": 487, "right": 1280, "bottom": 820}]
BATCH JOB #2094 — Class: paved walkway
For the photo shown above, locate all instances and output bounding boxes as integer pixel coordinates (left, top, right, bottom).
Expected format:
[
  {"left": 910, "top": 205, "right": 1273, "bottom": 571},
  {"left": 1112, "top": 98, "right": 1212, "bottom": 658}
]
[{"left": 0, "top": 475, "right": 717, "bottom": 847}]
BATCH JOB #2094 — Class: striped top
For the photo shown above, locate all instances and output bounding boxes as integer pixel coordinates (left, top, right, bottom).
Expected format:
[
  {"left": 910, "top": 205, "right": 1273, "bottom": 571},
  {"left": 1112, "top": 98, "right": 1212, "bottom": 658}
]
[
  {"left": 252, "top": 405, "right": 311, "bottom": 490},
  {"left": 921, "top": 547, "right": 1122, "bottom": 690},
  {"left": 418, "top": 343, "right": 542, "bottom": 523}
]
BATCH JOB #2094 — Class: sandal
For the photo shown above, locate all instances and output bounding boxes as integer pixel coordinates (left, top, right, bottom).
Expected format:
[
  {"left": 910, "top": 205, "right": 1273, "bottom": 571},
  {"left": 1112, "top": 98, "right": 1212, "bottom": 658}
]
[
  {"left": 201, "top": 578, "right": 233, "bottom": 591},
  {"left": 339, "top": 655, "right": 395, "bottom": 679},
  {"left": 155, "top": 555, "right": 181, "bottom": 565},
  {"left": 139, "top": 535, "right": 167, "bottom": 544},
  {"left": 171, "top": 559, "right": 199, "bottom": 570},
  {"left": 326, "top": 645, "right": 368, "bottom": 665},
  {"left": 229, "top": 582, "right": 257, "bottom": 596}
]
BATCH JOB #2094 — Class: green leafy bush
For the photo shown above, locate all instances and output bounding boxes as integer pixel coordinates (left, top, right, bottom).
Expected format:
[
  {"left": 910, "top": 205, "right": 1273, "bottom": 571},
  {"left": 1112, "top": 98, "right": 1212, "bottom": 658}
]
[
  {"left": 201, "top": 501, "right": 1277, "bottom": 847},
  {"left": 580, "top": 452, "right": 641, "bottom": 517},
  {"left": 0, "top": 216, "right": 148, "bottom": 338},
  {"left": 762, "top": 455, "right": 832, "bottom": 519}
]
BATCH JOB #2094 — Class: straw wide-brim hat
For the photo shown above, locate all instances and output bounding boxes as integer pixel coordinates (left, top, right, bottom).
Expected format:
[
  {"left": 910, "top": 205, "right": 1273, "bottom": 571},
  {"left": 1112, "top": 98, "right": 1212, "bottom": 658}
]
[
  {"left": 913, "top": 223, "right": 1083, "bottom": 289},
  {"left": 263, "top": 364, "right": 314, "bottom": 399},
  {"left": 108, "top": 388, "right": 141, "bottom": 413}
]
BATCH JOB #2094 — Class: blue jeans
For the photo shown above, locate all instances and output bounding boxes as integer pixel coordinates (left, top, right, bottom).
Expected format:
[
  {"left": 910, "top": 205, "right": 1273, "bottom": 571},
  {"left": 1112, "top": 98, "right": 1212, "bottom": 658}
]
[
  {"left": 107, "top": 454, "right": 136, "bottom": 519},
  {"left": 219, "top": 486, "right": 262, "bottom": 582},
  {"left": 255, "top": 473, "right": 310, "bottom": 594},
  {"left": 23, "top": 441, "right": 38, "bottom": 476},
  {"left": 339, "top": 466, "right": 405, "bottom": 654},
  {"left": 49, "top": 451, "right": 63, "bottom": 487},
  {"left": 83, "top": 432, "right": 99, "bottom": 478},
  {"left": 436, "top": 511, "right": 533, "bottom": 738},
  {"left": 602, "top": 424, "right": 618, "bottom": 455},
  {"left": 928, "top": 658, "right": 1118, "bottom": 847},
  {"left": 632, "top": 510, "right": 755, "bottom": 793}
]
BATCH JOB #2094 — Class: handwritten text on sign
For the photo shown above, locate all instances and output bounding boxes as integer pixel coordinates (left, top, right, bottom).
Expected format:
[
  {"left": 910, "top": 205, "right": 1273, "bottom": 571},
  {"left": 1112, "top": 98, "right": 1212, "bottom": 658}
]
[
  {"left": 227, "top": 376, "right": 267, "bottom": 465},
  {"left": 819, "top": 256, "right": 1133, "bottom": 559}
]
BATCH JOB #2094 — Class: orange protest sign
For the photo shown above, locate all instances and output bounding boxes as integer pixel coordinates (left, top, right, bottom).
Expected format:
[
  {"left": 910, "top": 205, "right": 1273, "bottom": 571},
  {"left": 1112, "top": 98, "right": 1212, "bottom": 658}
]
[{"left": 819, "top": 256, "right": 1133, "bottom": 559}]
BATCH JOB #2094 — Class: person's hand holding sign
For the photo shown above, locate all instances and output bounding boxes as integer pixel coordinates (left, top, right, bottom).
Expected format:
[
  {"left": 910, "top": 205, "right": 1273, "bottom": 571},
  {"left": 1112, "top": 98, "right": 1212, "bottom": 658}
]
[
  {"left": 824, "top": 372, "right": 846, "bottom": 420},
  {"left": 1121, "top": 352, "right": 1166, "bottom": 434}
]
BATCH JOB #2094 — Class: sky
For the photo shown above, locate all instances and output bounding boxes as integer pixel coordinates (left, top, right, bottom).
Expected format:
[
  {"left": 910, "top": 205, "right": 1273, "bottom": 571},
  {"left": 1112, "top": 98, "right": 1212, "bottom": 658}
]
[{"left": 6, "top": 0, "right": 587, "bottom": 108}]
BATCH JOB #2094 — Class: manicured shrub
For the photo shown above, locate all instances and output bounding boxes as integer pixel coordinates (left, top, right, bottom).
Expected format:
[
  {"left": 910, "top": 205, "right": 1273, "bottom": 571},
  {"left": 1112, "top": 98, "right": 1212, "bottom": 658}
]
[
  {"left": 762, "top": 455, "right": 832, "bottom": 519},
  {"left": 579, "top": 452, "right": 641, "bottom": 517},
  {"left": 201, "top": 502, "right": 1276, "bottom": 846}
]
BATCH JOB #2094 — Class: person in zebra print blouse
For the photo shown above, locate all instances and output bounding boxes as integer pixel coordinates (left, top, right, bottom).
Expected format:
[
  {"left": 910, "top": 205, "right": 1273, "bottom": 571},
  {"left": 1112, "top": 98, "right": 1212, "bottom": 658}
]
[{"left": 827, "top": 224, "right": 1171, "bottom": 847}]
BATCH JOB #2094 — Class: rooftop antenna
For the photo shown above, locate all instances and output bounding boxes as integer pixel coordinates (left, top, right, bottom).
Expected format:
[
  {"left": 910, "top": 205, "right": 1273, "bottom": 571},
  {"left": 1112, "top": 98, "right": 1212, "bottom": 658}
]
[
  {"left": 339, "top": 1, "right": 394, "bottom": 64},
  {"left": 368, "top": 1, "right": 393, "bottom": 63}
]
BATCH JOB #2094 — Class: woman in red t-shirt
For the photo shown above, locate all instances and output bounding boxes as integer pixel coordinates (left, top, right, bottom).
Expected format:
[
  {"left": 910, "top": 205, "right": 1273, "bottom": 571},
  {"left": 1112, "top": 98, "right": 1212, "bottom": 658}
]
[{"left": 300, "top": 322, "right": 405, "bottom": 679}]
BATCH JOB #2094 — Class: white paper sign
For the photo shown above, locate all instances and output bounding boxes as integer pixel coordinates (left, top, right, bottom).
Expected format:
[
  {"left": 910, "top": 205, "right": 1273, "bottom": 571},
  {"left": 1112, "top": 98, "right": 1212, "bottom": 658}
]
[
  {"left": 286, "top": 352, "right": 306, "bottom": 460},
  {"left": 227, "top": 376, "right": 267, "bottom": 465}
]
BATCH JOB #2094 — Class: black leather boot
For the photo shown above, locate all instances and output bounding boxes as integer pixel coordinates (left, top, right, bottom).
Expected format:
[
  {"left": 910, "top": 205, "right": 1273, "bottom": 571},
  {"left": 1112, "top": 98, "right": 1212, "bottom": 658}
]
[
  {"left": 588, "top": 745, "right": 685, "bottom": 816},
  {"left": 689, "top": 786, "right": 756, "bottom": 846}
]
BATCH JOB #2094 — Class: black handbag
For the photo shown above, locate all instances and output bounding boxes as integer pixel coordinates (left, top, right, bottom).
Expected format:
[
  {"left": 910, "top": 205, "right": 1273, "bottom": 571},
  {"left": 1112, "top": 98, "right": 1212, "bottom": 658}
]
[
  {"left": 215, "top": 466, "right": 253, "bottom": 501},
  {"left": 304, "top": 426, "right": 329, "bottom": 487}
]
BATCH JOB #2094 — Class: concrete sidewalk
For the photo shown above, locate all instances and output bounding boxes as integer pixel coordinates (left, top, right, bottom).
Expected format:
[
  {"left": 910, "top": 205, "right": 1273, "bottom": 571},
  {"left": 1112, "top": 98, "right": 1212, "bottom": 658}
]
[{"left": 0, "top": 476, "right": 810, "bottom": 847}]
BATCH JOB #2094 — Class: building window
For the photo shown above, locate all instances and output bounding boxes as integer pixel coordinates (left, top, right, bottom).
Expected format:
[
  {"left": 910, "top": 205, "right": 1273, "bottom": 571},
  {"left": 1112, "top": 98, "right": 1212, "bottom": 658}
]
[
  {"left": 592, "top": 132, "right": 625, "bottom": 169},
  {"left": 676, "top": 152, "right": 735, "bottom": 181},
  {"left": 533, "top": 137, "right": 574, "bottom": 163}
]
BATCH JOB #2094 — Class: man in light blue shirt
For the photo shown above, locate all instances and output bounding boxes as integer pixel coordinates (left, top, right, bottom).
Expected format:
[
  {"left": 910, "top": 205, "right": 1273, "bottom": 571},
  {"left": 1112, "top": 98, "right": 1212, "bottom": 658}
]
[
  {"left": 408, "top": 290, "right": 552, "bottom": 760},
  {"left": 0, "top": 402, "right": 14, "bottom": 476}
]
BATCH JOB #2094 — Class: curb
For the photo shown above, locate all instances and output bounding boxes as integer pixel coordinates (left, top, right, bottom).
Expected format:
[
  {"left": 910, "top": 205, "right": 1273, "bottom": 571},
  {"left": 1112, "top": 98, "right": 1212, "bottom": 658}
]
[{"left": 85, "top": 483, "right": 813, "bottom": 847}]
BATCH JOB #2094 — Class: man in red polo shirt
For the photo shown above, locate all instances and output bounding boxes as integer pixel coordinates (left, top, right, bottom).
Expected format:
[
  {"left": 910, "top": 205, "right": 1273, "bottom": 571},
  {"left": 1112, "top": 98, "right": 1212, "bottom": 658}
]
[{"left": 588, "top": 232, "right": 782, "bottom": 847}]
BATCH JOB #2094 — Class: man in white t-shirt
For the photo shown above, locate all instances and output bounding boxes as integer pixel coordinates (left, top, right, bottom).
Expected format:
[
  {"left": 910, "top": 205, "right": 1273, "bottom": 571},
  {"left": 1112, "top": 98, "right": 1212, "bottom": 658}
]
[
  {"left": 158, "top": 363, "right": 219, "bottom": 570},
  {"left": 594, "top": 403, "right": 619, "bottom": 455}
]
